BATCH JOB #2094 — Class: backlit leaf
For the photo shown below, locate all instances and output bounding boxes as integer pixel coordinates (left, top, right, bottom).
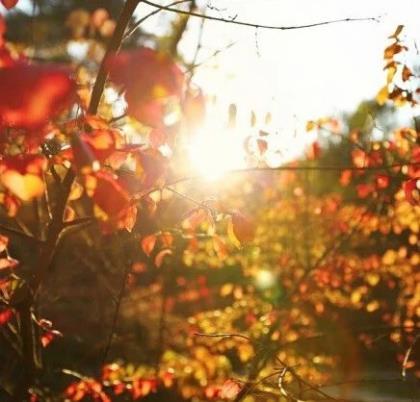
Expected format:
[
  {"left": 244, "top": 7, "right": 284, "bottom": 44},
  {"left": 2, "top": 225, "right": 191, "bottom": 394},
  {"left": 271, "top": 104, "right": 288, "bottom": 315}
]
[{"left": 0, "top": 64, "right": 76, "bottom": 130}]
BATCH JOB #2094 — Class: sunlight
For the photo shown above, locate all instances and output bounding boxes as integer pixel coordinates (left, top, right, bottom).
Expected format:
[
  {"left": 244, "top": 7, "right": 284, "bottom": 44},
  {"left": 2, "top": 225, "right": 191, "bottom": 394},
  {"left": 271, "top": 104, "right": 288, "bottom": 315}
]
[{"left": 188, "top": 121, "right": 247, "bottom": 181}]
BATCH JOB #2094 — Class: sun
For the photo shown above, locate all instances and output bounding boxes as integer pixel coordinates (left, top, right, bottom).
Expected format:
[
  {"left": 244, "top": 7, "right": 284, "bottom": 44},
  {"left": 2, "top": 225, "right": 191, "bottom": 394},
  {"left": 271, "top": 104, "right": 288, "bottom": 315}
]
[{"left": 187, "top": 118, "right": 247, "bottom": 181}]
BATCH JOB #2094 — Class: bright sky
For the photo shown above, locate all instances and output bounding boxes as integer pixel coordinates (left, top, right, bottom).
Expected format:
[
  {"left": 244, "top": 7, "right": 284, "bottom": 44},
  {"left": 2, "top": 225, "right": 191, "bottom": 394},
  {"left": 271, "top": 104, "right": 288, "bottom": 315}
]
[{"left": 174, "top": 0, "right": 420, "bottom": 126}]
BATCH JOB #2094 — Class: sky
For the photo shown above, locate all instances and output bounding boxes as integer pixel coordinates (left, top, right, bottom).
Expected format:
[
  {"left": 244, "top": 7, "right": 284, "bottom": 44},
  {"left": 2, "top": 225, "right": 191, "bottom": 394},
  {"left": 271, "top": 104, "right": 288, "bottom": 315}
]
[{"left": 2, "top": 0, "right": 420, "bottom": 171}]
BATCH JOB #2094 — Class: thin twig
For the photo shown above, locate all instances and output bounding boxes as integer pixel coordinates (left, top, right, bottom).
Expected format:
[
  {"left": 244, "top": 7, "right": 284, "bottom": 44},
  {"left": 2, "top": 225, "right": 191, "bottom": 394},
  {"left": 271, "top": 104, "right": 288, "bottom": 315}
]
[
  {"left": 142, "top": 1, "right": 378, "bottom": 31},
  {"left": 402, "top": 334, "right": 420, "bottom": 379},
  {"left": 0, "top": 224, "right": 41, "bottom": 243},
  {"left": 194, "top": 332, "right": 252, "bottom": 342},
  {"left": 124, "top": 0, "right": 192, "bottom": 40},
  {"left": 101, "top": 261, "right": 131, "bottom": 366}
]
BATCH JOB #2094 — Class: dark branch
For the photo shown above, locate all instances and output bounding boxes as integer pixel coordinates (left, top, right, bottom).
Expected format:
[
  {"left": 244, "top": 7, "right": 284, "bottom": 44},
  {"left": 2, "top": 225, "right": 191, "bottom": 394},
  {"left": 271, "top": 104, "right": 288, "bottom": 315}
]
[{"left": 141, "top": 0, "right": 378, "bottom": 31}]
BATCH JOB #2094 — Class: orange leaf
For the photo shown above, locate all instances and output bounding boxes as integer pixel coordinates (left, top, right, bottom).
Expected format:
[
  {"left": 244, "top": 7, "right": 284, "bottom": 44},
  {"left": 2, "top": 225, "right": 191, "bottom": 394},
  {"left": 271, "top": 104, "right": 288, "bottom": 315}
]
[
  {"left": 402, "top": 65, "right": 412, "bottom": 82},
  {"left": 91, "top": 172, "right": 131, "bottom": 218},
  {"left": 231, "top": 211, "right": 255, "bottom": 245},
  {"left": 141, "top": 234, "right": 157, "bottom": 256}
]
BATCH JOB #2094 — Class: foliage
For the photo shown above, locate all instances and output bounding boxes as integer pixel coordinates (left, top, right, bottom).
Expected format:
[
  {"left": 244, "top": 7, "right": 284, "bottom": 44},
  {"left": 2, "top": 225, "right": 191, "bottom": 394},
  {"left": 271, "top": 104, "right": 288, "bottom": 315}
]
[{"left": 0, "top": 2, "right": 419, "bottom": 402}]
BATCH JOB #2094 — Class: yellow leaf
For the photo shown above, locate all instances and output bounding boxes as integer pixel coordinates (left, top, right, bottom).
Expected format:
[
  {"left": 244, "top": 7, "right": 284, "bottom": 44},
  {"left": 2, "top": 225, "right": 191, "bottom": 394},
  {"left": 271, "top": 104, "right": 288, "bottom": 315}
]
[
  {"left": 376, "top": 86, "right": 388, "bottom": 105},
  {"left": 1, "top": 171, "right": 45, "bottom": 201}
]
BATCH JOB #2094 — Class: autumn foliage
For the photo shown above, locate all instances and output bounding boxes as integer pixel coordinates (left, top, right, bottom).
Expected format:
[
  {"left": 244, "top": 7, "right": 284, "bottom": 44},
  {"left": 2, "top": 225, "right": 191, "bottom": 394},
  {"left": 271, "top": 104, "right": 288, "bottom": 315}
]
[{"left": 0, "top": 2, "right": 419, "bottom": 402}]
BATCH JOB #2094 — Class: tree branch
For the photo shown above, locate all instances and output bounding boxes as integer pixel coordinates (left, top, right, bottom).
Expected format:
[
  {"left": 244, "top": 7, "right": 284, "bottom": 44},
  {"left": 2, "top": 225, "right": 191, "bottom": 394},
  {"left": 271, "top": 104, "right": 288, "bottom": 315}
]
[{"left": 141, "top": 0, "right": 378, "bottom": 31}]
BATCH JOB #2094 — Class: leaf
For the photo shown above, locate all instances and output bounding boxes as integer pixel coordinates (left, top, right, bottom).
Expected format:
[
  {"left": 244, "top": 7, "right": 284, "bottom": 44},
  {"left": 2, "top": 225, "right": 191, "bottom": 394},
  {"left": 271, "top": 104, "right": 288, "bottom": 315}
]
[
  {"left": 375, "top": 174, "right": 390, "bottom": 189},
  {"left": 90, "top": 171, "right": 131, "bottom": 218},
  {"left": 402, "top": 65, "right": 412, "bottom": 82},
  {"left": 0, "top": 155, "right": 47, "bottom": 201},
  {"left": 230, "top": 211, "right": 256, "bottom": 245},
  {"left": 0, "top": 308, "right": 12, "bottom": 325},
  {"left": 1, "top": 0, "right": 18, "bottom": 10},
  {"left": 384, "top": 43, "right": 406, "bottom": 59},
  {"left": 403, "top": 178, "right": 419, "bottom": 205},
  {"left": 141, "top": 234, "right": 157, "bottom": 256},
  {"left": 106, "top": 48, "right": 184, "bottom": 127},
  {"left": 0, "top": 64, "right": 76, "bottom": 130},
  {"left": 376, "top": 86, "right": 389, "bottom": 105},
  {"left": 356, "top": 183, "right": 374, "bottom": 199},
  {"left": 306, "top": 120, "right": 316, "bottom": 131}
]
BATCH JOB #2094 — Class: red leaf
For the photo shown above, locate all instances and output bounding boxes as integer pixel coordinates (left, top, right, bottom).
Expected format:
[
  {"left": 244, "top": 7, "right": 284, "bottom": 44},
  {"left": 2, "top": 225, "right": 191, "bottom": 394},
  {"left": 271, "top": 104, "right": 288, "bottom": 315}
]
[
  {"left": 106, "top": 48, "right": 184, "bottom": 127},
  {"left": 1, "top": 0, "right": 18, "bottom": 10},
  {"left": 41, "top": 329, "right": 62, "bottom": 348},
  {"left": 356, "top": 183, "right": 374, "bottom": 199},
  {"left": 403, "top": 178, "right": 419, "bottom": 205},
  {"left": 375, "top": 174, "right": 390, "bottom": 189},
  {"left": 231, "top": 211, "right": 255, "bottom": 245},
  {"left": 72, "top": 129, "right": 119, "bottom": 172},
  {"left": 0, "top": 308, "right": 13, "bottom": 325},
  {"left": 91, "top": 171, "right": 131, "bottom": 218},
  {"left": 0, "top": 64, "right": 76, "bottom": 130},
  {"left": 0, "top": 48, "right": 15, "bottom": 68}
]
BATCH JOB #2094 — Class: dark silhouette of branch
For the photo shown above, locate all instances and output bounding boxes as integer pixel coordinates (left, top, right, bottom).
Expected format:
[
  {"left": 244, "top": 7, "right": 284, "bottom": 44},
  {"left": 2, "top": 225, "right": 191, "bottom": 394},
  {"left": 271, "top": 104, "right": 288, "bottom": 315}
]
[
  {"left": 141, "top": 1, "right": 378, "bottom": 31},
  {"left": 101, "top": 261, "right": 131, "bottom": 367},
  {"left": 194, "top": 332, "right": 252, "bottom": 342},
  {"left": 124, "top": 0, "right": 192, "bottom": 40},
  {"left": 0, "top": 224, "right": 41, "bottom": 244},
  {"left": 89, "top": 0, "right": 140, "bottom": 115},
  {"left": 135, "top": 161, "right": 420, "bottom": 200}
]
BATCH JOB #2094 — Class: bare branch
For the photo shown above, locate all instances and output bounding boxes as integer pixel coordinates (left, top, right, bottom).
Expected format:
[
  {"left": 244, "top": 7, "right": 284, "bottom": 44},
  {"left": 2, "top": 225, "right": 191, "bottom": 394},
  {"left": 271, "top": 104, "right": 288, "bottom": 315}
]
[
  {"left": 124, "top": 0, "right": 193, "bottom": 40},
  {"left": 141, "top": 0, "right": 378, "bottom": 31}
]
